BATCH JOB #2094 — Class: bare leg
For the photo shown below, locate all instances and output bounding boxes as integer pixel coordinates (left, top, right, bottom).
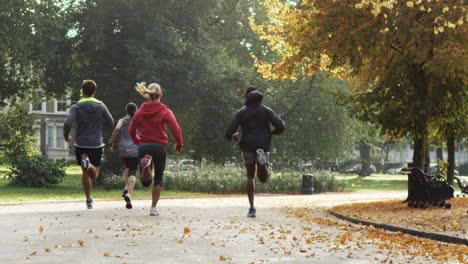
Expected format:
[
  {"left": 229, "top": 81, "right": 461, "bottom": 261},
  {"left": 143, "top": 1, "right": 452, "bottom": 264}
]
[
  {"left": 127, "top": 175, "right": 136, "bottom": 195},
  {"left": 151, "top": 185, "right": 163, "bottom": 208},
  {"left": 87, "top": 164, "right": 99, "bottom": 181},
  {"left": 123, "top": 168, "right": 129, "bottom": 188},
  {"left": 257, "top": 163, "right": 269, "bottom": 183},
  {"left": 141, "top": 166, "right": 153, "bottom": 187},
  {"left": 81, "top": 168, "right": 91, "bottom": 201},
  {"left": 246, "top": 164, "right": 256, "bottom": 210}
]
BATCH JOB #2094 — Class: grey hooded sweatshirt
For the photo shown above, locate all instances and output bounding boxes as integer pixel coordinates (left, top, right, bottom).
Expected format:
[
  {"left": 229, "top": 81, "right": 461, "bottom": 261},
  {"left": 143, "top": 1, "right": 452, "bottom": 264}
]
[{"left": 64, "top": 97, "right": 114, "bottom": 148}]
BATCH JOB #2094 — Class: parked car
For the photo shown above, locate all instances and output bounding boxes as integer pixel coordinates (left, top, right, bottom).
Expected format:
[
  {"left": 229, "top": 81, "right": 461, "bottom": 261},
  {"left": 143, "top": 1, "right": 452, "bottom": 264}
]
[
  {"left": 167, "top": 159, "right": 197, "bottom": 170},
  {"left": 385, "top": 165, "right": 407, "bottom": 174},
  {"left": 340, "top": 164, "right": 376, "bottom": 174}
]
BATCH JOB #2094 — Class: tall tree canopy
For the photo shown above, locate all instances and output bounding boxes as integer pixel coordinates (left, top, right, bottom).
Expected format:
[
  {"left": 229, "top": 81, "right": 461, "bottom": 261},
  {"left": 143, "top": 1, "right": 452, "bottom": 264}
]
[{"left": 251, "top": 0, "right": 468, "bottom": 170}]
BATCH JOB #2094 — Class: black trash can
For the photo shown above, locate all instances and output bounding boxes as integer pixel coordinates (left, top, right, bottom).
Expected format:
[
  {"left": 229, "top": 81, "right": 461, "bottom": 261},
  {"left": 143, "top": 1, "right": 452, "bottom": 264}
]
[{"left": 302, "top": 174, "right": 314, "bottom": 194}]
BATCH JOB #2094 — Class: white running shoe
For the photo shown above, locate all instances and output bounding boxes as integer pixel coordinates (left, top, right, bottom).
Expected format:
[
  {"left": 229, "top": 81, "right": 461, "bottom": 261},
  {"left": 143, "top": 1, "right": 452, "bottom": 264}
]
[
  {"left": 256, "top": 149, "right": 267, "bottom": 166},
  {"left": 149, "top": 207, "right": 159, "bottom": 216}
]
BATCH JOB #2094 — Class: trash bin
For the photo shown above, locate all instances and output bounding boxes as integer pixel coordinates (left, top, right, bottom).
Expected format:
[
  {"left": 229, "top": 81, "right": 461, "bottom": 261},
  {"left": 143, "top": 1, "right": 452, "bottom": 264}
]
[{"left": 302, "top": 174, "right": 314, "bottom": 194}]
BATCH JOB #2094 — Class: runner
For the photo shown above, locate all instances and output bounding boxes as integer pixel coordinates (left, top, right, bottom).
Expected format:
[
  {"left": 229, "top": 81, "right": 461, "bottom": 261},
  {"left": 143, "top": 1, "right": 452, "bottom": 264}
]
[
  {"left": 129, "top": 82, "right": 183, "bottom": 216},
  {"left": 225, "top": 87, "right": 285, "bottom": 218},
  {"left": 109, "top": 102, "right": 139, "bottom": 209},
  {"left": 64, "top": 80, "right": 114, "bottom": 209}
]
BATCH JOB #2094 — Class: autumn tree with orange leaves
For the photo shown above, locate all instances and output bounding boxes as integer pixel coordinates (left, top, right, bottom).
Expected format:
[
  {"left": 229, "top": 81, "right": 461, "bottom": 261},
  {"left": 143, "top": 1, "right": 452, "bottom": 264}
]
[{"left": 250, "top": 0, "right": 467, "bottom": 183}]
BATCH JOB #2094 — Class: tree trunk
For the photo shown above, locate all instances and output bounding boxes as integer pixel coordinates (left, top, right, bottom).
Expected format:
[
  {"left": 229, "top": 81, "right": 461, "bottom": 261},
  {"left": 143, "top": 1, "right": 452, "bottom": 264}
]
[
  {"left": 447, "top": 132, "right": 455, "bottom": 185},
  {"left": 406, "top": 135, "right": 429, "bottom": 201},
  {"left": 359, "top": 141, "right": 371, "bottom": 176},
  {"left": 424, "top": 139, "right": 430, "bottom": 174}
]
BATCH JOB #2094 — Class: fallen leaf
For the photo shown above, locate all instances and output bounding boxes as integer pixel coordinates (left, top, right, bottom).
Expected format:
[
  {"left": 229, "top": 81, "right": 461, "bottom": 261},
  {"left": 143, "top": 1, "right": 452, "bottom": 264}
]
[
  {"left": 39, "top": 226, "right": 44, "bottom": 233},
  {"left": 78, "top": 240, "right": 84, "bottom": 247},
  {"left": 103, "top": 252, "right": 110, "bottom": 257}
]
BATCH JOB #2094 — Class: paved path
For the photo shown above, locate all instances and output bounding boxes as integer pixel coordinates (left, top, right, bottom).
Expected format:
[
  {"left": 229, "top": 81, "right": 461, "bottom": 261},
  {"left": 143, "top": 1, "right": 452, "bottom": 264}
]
[{"left": 0, "top": 191, "right": 450, "bottom": 264}]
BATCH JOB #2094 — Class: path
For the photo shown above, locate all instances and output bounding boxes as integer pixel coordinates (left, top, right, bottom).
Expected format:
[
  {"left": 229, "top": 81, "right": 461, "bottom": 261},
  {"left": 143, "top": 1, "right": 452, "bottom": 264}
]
[{"left": 0, "top": 191, "right": 454, "bottom": 263}]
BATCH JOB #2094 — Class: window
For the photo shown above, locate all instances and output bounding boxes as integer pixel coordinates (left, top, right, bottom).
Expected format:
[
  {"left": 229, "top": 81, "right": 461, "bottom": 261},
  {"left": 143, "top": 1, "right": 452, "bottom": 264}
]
[
  {"left": 47, "top": 126, "right": 54, "bottom": 149},
  {"left": 31, "top": 92, "right": 44, "bottom": 112},
  {"left": 56, "top": 97, "right": 68, "bottom": 112},
  {"left": 56, "top": 126, "right": 64, "bottom": 149}
]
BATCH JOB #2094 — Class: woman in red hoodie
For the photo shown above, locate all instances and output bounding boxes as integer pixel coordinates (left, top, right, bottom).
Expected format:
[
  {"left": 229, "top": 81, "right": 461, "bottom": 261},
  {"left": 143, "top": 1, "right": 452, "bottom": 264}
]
[{"left": 129, "top": 82, "right": 183, "bottom": 216}]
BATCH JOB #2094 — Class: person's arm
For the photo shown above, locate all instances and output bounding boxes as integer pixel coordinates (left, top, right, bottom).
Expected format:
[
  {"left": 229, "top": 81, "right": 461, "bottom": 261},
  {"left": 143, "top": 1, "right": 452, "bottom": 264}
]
[
  {"left": 102, "top": 103, "right": 114, "bottom": 128},
  {"left": 224, "top": 112, "right": 241, "bottom": 141},
  {"left": 129, "top": 111, "right": 141, "bottom": 145},
  {"left": 165, "top": 110, "right": 183, "bottom": 153},
  {"left": 267, "top": 108, "right": 285, "bottom": 135},
  {"left": 108, "top": 119, "right": 123, "bottom": 152},
  {"left": 63, "top": 105, "right": 77, "bottom": 142}
]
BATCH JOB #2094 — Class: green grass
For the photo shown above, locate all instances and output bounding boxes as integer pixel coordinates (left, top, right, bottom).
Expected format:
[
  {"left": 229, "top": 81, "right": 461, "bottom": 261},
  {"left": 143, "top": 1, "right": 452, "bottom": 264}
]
[
  {"left": 1, "top": 163, "right": 463, "bottom": 201},
  {"left": 0, "top": 165, "right": 209, "bottom": 202},
  {"left": 338, "top": 173, "right": 409, "bottom": 192}
]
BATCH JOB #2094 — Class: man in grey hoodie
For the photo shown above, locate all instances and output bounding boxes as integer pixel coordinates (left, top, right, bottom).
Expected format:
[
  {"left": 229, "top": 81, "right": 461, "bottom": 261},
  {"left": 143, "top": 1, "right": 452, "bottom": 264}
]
[{"left": 64, "top": 80, "right": 114, "bottom": 209}]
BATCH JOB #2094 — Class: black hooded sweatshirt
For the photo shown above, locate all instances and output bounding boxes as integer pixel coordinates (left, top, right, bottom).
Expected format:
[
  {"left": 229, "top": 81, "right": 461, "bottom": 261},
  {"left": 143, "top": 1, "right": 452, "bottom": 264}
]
[{"left": 224, "top": 90, "right": 285, "bottom": 152}]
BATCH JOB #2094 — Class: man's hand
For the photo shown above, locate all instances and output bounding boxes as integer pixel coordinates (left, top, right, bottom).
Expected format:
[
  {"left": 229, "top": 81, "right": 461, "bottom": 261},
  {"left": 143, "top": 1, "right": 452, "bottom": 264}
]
[
  {"left": 64, "top": 136, "right": 71, "bottom": 143},
  {"left": 108, "top": 143, "right": 114, "bottom": 152},
  {"left": 232, "top": 132, "right": 240, "bottom": 142},
  {"left": 175, "top": 144, "right": 183, "bottom": 154}
]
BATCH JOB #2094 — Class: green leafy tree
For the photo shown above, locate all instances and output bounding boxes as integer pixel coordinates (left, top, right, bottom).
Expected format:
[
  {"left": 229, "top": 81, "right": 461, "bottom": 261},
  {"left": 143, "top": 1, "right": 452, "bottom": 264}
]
[
  {"left": 251, "top": 0, "right": 467, "bottom": 175},
  {"left": 0, "top": 103, "right": 38, "bottom": 164}
]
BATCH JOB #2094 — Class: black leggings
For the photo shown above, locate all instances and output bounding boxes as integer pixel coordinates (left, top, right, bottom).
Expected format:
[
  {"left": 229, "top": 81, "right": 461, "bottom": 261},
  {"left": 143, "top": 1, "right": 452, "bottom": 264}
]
[{"left": 138, "top": 144, "right": 166, "bottom": 186}]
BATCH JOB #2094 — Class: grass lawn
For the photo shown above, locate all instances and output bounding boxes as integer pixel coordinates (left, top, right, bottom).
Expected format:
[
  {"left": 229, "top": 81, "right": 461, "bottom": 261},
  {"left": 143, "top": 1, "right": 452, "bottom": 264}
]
[
  {"left": 0, "top": 165, "right": 209, "bottom": 202},
  {"left": 0, "top": 164, "right": 463, "bottom": 201},
  {"left": 339, "top": 173, "right": 409, "bottom": 192}
]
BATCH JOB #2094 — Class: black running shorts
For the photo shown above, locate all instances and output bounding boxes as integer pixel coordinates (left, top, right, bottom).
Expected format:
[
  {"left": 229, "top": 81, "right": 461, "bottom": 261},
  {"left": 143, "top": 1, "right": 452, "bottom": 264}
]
[
  {"left": 122, "top": 157, "right": 138, "bottom": 176},
  {"left": 75, "top": 147, "right": 103, "bottom": 167},
  {"left": 242, "top": 151, "right": 269, "bottom": 165}
]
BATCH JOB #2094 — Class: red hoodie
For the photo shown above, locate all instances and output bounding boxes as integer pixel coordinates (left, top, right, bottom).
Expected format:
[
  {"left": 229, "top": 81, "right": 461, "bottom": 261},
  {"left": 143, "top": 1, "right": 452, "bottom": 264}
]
[{"left": 129, "top": 102, "right": 183, "bottom": 147}]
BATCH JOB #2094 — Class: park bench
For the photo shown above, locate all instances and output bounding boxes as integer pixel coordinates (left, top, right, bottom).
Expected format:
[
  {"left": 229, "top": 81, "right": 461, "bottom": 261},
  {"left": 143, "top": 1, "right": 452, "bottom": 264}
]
[{"left": 401, "top": 167, "right": 454, "bottom": 209}]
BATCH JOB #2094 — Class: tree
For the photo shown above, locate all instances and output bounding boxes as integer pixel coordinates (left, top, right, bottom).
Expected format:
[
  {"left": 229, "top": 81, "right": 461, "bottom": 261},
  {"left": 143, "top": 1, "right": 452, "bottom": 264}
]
[
  {"left": 0, "top": 0, "right": 77, "bottom": 101},
  {"left": 250, "top": 0, "right": 467, "bottom": 173},
  {"left": 0, "top": 103, "right": 38, "bottom": 164}
]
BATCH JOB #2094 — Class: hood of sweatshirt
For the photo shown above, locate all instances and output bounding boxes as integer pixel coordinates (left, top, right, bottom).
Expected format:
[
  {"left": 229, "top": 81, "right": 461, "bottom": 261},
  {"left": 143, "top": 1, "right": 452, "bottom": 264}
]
[
  {"left": 140, "top": 102, "right": 168, "bottom": 118},
  {"left": 77, "top": 98, "right": 104, "bottom": 115},
  {"left": 245, "top": 90, "right": 263, "bottom": 106}
]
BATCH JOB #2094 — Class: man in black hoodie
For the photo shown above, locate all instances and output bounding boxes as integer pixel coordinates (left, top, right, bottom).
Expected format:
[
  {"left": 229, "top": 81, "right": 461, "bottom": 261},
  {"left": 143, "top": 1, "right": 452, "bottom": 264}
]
[
  {"left": 64, "top": 80, "right": 114, "bottom": 209},
  {"left": 225, "top": 87, "right": 285, "bottom": 217}
]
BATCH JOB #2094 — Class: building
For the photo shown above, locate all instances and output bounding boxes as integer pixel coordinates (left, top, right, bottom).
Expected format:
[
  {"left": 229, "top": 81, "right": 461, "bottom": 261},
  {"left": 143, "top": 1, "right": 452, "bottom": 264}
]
[
  {"left": 27, "top": 95, "right": 74, "bottom": 161},
  {"left": 0, "top": 94, "right": 74, "bottom": 161}
]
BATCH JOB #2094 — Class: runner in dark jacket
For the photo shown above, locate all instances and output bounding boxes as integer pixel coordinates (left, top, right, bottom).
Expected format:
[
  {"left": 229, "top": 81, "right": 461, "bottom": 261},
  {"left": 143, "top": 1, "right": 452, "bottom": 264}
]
[
  {"left": 225, "top": 87, "right": 284, "bottom": 217},
  {"left": 64, "top": 80, "right": 114, "bottom": 209}
]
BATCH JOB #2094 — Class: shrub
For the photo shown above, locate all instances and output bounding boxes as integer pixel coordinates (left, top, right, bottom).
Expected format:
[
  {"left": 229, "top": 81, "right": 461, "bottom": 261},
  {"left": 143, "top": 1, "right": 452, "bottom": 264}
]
[
  {"left": 8, "top": 155, "right": 66, "bottom": 188},
  {"left": 164, "top": 164, "right": 347, "bottom": 194}
]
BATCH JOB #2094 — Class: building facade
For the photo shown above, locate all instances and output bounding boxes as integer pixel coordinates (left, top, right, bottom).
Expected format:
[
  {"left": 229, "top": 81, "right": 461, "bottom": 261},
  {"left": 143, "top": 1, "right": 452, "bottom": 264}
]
[{"left": 26, "top": 95, "right": 74, "bottom": 161}]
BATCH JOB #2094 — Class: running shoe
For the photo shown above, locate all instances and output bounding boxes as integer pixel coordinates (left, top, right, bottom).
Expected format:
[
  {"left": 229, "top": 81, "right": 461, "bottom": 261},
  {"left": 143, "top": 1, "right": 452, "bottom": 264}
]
[
  {"left": 122, "top": 189, "right": 128, "bottom": 197},
  {"left": 124, "top": 194, "right": 132, "bottom": 209},
  {"left": 256, "top": 149, "right": 267, "bottom": 166},
  {"left": 149, "top": 207, "right": 159, "bottom": 216},
  {"left": 140, "top": 154, "right": 152, "bottom": 169},
  {"left": 81, "top": 154, "right": 90, "bottom": 170},
  {"left": 86, "top": 198, "right": 93, "bottom": 209},
  {"left": 247, "top": 208, "right": 256, "bottom": 218}
]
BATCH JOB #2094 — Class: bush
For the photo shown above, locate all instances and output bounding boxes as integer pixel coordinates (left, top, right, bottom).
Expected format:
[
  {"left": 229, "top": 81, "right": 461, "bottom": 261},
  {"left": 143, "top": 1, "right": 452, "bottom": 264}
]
[
  {"left": 164, "top": 164, "right": 347, "bottom": 194},
  {"left": 8, "top": 155, "right": 66, "bottom": 187}
]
